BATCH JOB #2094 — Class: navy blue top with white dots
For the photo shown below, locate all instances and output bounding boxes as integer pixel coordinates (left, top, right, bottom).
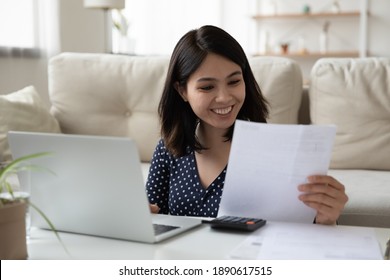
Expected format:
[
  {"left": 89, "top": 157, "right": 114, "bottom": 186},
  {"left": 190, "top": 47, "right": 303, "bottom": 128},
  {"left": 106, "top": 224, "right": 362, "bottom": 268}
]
[{"left": 146, "top": 139, "right": 226, "bottom": 218}]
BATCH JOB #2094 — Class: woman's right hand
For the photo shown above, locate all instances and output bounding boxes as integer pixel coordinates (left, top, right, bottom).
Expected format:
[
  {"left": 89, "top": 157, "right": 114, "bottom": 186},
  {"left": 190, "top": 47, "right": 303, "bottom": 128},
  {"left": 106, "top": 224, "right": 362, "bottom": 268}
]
[{"left": 149, "top": 204, "right": 160, "bottom": 213}]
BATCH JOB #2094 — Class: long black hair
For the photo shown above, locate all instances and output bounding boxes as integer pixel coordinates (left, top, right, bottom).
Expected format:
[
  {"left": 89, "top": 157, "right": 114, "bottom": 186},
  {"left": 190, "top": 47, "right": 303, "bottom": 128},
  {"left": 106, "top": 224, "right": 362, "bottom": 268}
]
[{"left": 158, "top": 25, "right": 268, "bottom": 157}]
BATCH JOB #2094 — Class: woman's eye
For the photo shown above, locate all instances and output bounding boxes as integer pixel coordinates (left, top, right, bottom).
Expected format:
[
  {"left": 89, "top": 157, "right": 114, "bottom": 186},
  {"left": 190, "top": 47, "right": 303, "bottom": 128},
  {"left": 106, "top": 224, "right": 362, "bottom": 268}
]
[
  {"left": 199, "top": 85, "right": 214, "bottom": 91},
  {"left": 228, "top": 79, "right": 241, "bottom": 86}
]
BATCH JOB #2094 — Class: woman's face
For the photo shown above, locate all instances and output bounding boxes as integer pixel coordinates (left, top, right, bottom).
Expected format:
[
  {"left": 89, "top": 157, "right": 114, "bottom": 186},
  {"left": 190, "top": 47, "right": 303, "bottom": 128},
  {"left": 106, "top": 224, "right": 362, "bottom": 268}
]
[{"left": 179, "top": 53, "right": 245, "bottom": 133}]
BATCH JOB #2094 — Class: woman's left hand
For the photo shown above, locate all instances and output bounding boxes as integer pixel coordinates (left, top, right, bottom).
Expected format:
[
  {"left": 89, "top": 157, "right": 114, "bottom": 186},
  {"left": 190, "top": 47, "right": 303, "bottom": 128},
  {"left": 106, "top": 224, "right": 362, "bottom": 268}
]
[{"left": 298, "top": 175, "right": 348, "bottom": 225}]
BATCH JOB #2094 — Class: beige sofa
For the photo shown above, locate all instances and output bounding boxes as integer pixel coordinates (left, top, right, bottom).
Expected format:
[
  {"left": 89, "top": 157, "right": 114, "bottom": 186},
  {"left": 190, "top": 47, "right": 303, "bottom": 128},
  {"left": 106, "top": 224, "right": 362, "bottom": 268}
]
[
  {"left": 1, "top": 52, "right": 389, "bottom": 228},
  {"left": 309, "top": 58, "right": 390, "bottom": 227}
]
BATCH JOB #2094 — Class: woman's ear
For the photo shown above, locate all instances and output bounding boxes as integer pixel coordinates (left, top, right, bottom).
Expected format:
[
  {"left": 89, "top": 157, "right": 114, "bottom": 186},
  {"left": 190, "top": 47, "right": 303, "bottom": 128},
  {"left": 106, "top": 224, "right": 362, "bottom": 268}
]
[{"left": 174, "top": 82, "right": 188, "bottom": 102}]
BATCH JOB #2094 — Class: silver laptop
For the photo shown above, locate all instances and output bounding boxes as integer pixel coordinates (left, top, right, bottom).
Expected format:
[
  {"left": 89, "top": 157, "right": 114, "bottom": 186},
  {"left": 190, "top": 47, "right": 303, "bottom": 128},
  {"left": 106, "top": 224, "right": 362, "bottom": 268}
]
[{"left": 7, "top": 131, "right": 201, "bottom": 243}]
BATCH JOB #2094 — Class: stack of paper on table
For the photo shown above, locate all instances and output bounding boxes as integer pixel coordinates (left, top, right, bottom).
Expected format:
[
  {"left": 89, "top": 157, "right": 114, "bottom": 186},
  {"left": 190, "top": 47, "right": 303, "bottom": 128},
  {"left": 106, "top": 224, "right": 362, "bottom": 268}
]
[{"left": 229, "top": 221, "right": 383, "bottom": 260}]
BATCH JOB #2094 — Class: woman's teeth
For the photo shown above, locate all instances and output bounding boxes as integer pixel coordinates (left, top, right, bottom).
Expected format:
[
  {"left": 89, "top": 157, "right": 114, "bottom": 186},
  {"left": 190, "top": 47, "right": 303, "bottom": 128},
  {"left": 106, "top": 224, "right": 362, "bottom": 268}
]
[{"left": 213, "top": 106, "right": 232, "bottom": 115}]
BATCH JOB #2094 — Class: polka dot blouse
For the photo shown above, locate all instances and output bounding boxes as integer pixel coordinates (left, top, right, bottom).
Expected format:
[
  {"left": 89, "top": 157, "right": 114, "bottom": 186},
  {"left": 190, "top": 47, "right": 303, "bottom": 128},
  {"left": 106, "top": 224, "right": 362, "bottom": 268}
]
[{"left": 146, "top": 139, "right": 226, "bottom": 218}]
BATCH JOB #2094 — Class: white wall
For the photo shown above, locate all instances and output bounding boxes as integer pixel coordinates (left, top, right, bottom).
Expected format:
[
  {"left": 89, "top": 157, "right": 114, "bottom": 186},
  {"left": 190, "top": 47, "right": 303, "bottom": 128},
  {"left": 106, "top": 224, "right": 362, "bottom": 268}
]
[
  {"left": 0, "top": 56, "right": 49, "bottom": 101},
  {"left": 1, "top": 0, "right": 389, "bottom": 104},
  {"left": 58, "top": 0, "right": 106, "bottom": 53},
  {"left": 368, "top": 0, "right": 390, "bottom": 57}
]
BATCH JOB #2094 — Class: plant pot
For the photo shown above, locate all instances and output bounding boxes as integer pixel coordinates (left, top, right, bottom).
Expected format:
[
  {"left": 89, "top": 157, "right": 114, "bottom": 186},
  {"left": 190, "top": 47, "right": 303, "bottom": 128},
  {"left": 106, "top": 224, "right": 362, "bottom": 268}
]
[{"left": 0, "top": 201, "right": 28, "bottom": 260}]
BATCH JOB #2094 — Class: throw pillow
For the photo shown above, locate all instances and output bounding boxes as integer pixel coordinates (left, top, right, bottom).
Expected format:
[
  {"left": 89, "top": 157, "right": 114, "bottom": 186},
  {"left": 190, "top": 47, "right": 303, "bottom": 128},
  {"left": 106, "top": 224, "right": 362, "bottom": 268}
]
[
  {"left": 310, "top": 58, "right": 390, "bottom": 170},
  {"left": 0, "top": 86, "right": 61, "bottom": 162}
]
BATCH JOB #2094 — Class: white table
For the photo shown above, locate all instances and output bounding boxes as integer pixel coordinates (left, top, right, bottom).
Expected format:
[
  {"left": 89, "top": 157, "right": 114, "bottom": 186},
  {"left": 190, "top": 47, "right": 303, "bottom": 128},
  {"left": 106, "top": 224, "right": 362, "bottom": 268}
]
[{"left": 27, "top": 222, "right": 390, "bottom": 260}]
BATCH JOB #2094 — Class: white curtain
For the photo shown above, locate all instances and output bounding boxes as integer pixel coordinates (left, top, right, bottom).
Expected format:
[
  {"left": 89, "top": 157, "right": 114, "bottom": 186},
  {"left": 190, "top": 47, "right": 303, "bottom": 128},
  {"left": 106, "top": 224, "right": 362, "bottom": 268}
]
[
  {"left": 120, "top": 0, "right": 223, "bottom": 55},
  {"left": 37, "top": 0, "right": 60, "bottom": 58},
  {"left": 0, "top": 0, "right": 60, "bottom": 58},
  {"left": 118, "top": 0, "right": 258, "bottom": 56}
]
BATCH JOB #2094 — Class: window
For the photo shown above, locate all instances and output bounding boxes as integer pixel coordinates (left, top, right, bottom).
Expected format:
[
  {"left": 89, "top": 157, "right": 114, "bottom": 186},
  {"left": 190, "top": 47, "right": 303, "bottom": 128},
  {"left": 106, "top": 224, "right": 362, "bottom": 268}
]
[
  {"left": 118, "top": 0, "right": 222, "bottom": 55},
  {"left": 116, "top": 0, "right": 257, "bottom": 56},
  {"left": 0, "top": 0, "right": 39, "bottom": 56}
]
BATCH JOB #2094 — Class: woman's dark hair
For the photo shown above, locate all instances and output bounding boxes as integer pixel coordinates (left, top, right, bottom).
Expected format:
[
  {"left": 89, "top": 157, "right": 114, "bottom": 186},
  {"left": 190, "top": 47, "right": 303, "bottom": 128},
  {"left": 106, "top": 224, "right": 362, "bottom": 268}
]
[{"left": 158, "top": 25, "right": 269, "bottom": 157}]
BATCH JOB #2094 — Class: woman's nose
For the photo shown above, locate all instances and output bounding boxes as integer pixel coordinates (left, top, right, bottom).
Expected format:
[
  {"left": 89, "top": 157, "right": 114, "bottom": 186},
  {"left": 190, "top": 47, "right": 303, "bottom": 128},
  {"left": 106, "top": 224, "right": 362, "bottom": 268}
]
[{"left": 215, "top": 87, "right": 232, "bottom": 102}]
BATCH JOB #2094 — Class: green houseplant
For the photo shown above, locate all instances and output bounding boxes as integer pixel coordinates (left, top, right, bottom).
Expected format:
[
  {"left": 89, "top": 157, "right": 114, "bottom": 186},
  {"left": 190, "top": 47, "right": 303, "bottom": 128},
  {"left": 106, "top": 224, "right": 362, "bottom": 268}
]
[{"left": 0, "top": 152, "right": 66, "bottom": 259}]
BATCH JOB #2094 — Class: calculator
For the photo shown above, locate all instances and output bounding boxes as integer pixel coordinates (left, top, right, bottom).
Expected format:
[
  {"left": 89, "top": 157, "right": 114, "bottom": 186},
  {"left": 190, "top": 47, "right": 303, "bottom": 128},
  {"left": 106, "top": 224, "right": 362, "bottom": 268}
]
[{"left": 202, "top": 215, "right": 266, "bottom": 232}]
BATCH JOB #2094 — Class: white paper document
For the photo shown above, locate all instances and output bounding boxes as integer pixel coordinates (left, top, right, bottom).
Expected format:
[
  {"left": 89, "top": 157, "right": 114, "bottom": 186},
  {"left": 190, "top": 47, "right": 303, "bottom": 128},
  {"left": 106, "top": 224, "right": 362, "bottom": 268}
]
[
  {"left": 218, "top": 120, "right": 336, "bottom": 223},
  {"left": 229, "top": 222, "right": 383, "bottom": 260}
]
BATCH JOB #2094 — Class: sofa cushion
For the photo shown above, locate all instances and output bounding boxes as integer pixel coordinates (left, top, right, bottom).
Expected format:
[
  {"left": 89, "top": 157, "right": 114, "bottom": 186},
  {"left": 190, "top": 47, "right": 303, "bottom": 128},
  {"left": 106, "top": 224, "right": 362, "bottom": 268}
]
[
  {"left": 310, "top": 58, "right": 390, "bottom": 170},
  {"left": 249, "top": 56, "right": 303, "bottom": 124},
  {"left": 49, "top": 53, "right": 169, "bottom": 162},
  {"left": 329, "top": 169, "right": 390, "bottom": 228},
  {"left": 0, "top": 86, "right": 61, "bottom": 162}
]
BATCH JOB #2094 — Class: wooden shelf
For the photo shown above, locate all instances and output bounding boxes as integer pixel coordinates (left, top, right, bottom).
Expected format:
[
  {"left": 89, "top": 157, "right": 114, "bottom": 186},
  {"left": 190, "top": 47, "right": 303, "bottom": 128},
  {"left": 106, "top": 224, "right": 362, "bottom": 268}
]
[
  {"left": 252, "top": 11, "right": 361, "bottom": 20},
  {"left": 253, "top": 51, "right": 360, "bottom": 58},
  {"left": 251, "top": 4, "right": 368, "bottom": 66}
]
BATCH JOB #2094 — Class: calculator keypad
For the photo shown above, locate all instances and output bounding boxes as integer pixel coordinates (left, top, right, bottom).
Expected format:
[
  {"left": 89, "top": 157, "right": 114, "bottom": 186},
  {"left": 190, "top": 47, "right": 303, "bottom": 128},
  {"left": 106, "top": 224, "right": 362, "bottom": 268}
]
[{"left": 203, "top": 215, "right": 266, "bottom": 231}]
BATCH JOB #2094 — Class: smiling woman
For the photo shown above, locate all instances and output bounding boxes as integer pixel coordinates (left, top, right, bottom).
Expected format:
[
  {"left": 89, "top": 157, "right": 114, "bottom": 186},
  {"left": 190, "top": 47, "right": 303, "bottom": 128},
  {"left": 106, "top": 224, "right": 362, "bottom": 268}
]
[{"left": 146, "top": 25, "right": 269, "bottom": 217}]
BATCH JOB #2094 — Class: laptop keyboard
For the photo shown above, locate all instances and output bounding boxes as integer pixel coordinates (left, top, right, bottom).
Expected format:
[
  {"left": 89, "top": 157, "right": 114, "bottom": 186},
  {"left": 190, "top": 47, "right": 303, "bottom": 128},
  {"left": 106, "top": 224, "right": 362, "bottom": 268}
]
[{"left": 153, "top": 224, "right": 179, "bottom": 235}]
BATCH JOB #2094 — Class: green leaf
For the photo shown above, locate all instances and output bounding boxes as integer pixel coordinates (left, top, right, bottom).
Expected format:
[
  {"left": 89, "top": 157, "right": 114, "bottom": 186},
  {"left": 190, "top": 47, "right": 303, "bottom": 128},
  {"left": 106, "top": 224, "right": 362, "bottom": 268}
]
[
  {"left": 1, "top": 152, "right": 70, "bottom": 256},
  {"left": 0, "top": 152, "right": 53, "bottom": 183}
]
